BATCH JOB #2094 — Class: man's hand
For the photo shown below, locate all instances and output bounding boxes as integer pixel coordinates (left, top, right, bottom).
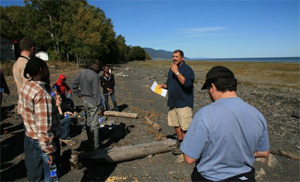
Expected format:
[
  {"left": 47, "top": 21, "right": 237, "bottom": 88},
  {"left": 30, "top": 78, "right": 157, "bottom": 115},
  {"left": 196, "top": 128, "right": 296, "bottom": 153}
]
[
  {"left": 64, "top": 111, "right": 73, "bottom": 117},
  {"left": 171, "top": 63, "right": 179, "bottom": 74},
  {"left": 158, "top": 84, "right": 167, "bottom": 89},
  {"left": 48, "top": 154, "right": 54, "bottom": 165},
  {"left": 97, "top": 110, "right": 103, "bottom": 115},
  {"left": 107, "top": 88, "right": 113, "bottom": 93}
]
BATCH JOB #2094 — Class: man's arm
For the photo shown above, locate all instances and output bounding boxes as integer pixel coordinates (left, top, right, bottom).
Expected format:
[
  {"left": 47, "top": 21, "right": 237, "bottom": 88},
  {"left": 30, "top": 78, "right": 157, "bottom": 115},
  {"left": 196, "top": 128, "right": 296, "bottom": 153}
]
[
  {"left": 183, "top": 154, "right": 197, "bottom": 164},
  {"left": 111, "top": 74, "right": 115, "bottom": 88},
  {"left": 254, "top": 150, "right": 269, "bottom": 158},
  {"left": 93, "top": 76, "right": 102, "bottom": 108},
  {"left": 71, "top": 72, "right": 81, "bottom": 96},
  {"left": 171, "top": 63, "right": 185, "bottom": 85},
  {"left": 35, "top": 93, "right": 56, "bottom": 154}
]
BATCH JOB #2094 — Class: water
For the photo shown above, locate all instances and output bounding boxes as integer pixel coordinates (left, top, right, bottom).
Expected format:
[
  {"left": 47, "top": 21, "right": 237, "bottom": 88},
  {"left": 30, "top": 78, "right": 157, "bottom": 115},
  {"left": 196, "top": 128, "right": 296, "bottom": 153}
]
[{"left": 194, "top": 57, "right": 300, "bottom": 63}]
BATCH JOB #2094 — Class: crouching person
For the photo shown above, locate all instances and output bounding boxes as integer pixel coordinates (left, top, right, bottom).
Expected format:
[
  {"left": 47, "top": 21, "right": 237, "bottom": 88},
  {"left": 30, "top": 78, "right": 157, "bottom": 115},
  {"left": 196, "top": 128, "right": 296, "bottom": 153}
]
[
  {"left": 55, "top": 93, "right": 73, "bottom": 141},
  {"left": 181, "top": 66, "right": 269, "bottom": 182},
  {"left": 19, "top": 57, "right": 61, "bottom": 182}
]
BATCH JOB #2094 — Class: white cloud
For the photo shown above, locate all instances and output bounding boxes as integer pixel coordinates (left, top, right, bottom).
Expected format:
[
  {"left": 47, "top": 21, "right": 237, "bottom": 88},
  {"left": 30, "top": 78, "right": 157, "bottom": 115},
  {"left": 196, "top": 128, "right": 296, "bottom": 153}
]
[{"left": 178, "top": 27, "right": 226, "bottom": 37}]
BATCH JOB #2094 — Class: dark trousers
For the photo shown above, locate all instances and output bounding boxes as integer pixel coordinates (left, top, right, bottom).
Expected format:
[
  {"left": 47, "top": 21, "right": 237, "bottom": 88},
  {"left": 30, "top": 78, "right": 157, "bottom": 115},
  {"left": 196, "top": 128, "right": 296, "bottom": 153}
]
[
  {"left": 24, "top": 136, "right": 43, "bottom": 182},
  {"left": 24, "top": 135, "right": 60, "bottom": 182},
  {"left": 191, "top": 167, "right": 255, "bottom": 182}
]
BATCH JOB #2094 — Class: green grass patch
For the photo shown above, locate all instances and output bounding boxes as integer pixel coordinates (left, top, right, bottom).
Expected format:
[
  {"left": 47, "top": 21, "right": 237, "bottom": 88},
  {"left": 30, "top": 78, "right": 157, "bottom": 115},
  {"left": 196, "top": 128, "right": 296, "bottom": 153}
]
[{"left": 133, "top": 60, "right": 300, "bottom": 89}]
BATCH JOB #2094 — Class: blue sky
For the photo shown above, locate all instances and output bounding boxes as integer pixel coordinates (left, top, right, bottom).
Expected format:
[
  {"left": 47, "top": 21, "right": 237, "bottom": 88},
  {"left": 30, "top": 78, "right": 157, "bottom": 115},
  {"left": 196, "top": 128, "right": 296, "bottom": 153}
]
[{"left": 1, "top": 0, "right": 299, "bottom": 58}]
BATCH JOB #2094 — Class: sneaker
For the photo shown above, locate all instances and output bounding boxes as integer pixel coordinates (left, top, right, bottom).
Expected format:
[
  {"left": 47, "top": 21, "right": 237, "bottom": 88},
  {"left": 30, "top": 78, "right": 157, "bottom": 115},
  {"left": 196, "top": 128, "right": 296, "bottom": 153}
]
[
  {"left": 172, "top": 147, "right": 183, "bottom": 155},
  {"left": 172, "top": 140, "right": 183, "bottom": 155}
]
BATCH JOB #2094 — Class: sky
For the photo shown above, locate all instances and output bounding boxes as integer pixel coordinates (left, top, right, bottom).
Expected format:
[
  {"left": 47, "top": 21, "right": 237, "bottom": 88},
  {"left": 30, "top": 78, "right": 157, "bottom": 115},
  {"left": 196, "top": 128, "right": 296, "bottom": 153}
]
[{"left": 1, "top": 0, "right": 299, "bottom": 58}]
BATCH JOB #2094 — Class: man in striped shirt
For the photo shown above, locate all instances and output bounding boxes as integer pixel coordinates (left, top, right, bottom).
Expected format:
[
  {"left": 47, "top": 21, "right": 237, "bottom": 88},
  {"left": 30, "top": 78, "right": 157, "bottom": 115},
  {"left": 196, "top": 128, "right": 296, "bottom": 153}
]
[{"left": 19, "top": 57, "right": 61, "bottom": 182}]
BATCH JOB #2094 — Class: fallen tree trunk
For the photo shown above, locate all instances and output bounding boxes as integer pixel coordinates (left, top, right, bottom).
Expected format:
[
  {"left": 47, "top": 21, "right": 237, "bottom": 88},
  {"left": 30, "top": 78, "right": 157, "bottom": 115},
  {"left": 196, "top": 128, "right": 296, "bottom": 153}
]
[
  {"left": 71, "top": 139, "right": 177, "bottom": 166},
  {"left": 104, "top": 111, "right": 138, "bottom": 118}
]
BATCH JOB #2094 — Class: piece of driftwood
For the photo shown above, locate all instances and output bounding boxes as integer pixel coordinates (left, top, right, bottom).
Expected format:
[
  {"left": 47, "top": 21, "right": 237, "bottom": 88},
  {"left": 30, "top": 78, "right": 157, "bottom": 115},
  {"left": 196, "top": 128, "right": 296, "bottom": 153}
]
[
  {"left": 279, "top": 150, "right": 300, "bottom": 160},
  {"left": 70, "top": 139, "right": 177, "bottom": 168},
  {"left": 255, "top": 153, "right": 278, "bottom": 167},
  {"left": 104, "top": 111, "right": 138, "bottom": 118},
  {"left": 144, "top": 113, "right": 162, "bottom": 131}
]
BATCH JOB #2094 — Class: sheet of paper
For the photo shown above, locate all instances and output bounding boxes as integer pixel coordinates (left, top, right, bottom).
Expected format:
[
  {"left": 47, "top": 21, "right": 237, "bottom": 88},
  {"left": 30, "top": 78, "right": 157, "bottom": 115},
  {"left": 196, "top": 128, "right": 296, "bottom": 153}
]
[{"left": 151, "top": 81, "right": 167, "bottom": 97}]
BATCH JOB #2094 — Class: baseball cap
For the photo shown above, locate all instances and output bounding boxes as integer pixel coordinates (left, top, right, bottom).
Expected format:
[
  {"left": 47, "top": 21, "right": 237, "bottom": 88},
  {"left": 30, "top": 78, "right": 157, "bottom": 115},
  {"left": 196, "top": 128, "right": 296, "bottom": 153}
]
[{"left": 201, "top": 66, "right": 235, "bottom": 90}]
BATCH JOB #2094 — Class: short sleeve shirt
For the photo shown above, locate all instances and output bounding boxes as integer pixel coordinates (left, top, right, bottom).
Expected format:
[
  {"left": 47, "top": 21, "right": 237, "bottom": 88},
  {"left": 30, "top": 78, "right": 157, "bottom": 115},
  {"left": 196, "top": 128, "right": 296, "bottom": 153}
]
[
  {"left": 181, "top": 97, "right": 269, "bottom": 181},
  {"left": 166, "top": 62, "right": 194, "bottom": 108}
]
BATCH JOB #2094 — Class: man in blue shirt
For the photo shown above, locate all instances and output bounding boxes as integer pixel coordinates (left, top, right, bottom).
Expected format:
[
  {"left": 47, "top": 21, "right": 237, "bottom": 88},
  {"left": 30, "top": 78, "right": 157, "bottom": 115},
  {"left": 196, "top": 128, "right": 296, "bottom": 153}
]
[
  {"left": 158, "top": 50, "right": 195, "bottom": 155},
  {"left": 181, "top": 66, "right": 269, "bottom": 181}
]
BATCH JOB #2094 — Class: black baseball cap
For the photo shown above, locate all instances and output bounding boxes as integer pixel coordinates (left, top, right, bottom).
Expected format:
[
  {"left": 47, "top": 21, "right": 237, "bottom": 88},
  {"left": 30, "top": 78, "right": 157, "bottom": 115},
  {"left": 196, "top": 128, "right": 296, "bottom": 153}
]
[{"left": 201, "top": 66, "right": 235, "bottom": 90}]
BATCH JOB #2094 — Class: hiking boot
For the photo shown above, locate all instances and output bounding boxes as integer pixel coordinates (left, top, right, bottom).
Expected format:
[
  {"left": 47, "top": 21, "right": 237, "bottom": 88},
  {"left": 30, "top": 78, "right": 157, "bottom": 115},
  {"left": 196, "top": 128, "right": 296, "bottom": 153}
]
[{"left": 172, "top": 140, "right": 183, "bottom": 155}]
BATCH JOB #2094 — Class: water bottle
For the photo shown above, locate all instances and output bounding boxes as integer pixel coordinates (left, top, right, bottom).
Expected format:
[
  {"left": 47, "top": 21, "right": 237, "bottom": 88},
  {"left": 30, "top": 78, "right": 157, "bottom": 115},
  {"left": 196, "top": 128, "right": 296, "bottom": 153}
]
[
  {"left": 99, "top": 117, "right": 104, "bottom": 128},
  {"left": 49, "top": 164, "right": 58, "bottom": 182},
  {"left": 53, "top": 85, "right": 57, "bottom": 92},
  {"left": 51, "top": 92, "right": 56, "bottom": 97}
]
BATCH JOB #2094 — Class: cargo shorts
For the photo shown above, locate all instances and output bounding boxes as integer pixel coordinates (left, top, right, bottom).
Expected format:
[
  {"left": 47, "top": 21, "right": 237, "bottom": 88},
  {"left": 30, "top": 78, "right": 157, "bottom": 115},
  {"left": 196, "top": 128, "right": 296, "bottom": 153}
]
[{"left": 168, "top": 107, "right": 193, "bottom": 131}]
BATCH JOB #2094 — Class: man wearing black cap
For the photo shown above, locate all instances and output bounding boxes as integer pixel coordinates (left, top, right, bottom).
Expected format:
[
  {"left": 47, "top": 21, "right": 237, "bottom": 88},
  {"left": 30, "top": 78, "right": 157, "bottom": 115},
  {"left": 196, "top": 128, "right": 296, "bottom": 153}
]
[{"left": 180, "top": 66, "right": 269, "bottom": 181}]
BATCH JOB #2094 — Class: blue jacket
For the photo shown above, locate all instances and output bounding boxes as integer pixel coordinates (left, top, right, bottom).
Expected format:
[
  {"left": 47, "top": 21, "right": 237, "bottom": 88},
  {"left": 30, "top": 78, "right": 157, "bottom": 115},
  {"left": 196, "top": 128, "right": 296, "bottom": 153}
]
[{"left": 166, "top": 61, "right": 194, "bottom": 109}]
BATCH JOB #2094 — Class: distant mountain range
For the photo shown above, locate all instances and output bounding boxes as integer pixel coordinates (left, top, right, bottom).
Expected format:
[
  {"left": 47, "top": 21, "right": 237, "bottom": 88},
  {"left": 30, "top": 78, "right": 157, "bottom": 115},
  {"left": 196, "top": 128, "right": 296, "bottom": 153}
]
[{"left": 143, "top": 47, "right": 192, "bottom": 60}]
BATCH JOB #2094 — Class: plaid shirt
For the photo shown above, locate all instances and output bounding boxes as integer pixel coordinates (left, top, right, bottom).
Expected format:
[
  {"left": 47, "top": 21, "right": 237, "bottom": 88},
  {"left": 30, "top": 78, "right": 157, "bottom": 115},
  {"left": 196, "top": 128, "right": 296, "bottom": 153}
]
[{"left": 19, "top": 80, "right": 61, "bottom": 154}]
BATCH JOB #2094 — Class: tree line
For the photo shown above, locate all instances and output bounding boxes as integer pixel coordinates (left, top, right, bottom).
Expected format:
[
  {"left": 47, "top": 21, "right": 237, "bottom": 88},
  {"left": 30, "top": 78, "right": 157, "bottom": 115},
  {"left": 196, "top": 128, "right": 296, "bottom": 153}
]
[{"left": 0, "top": 0, "right": 149, "bottom": 65}]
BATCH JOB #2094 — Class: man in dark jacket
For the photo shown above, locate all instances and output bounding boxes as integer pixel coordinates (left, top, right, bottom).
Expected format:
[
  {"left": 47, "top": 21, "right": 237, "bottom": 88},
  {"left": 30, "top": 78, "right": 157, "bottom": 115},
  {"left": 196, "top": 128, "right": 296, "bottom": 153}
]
[
  {"left": 158, "top": 50, "right": 195, "bottom": 155},
  {"left": 100, "top": 66, "right": 118, "bottom": 111}
]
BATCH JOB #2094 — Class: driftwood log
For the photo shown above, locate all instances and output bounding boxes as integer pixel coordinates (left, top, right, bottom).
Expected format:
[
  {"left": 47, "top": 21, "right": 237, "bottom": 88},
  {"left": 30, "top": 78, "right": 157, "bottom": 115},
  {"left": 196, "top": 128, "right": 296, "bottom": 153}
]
[
  {"left": 104, "top": 111, "right": 138, "bottom": 118},
  {"left": 70, "top": 139, "right": 177, "bottom": 168},
  {"left": 144, "top": 113, "right": 162, "bottom": 131}
]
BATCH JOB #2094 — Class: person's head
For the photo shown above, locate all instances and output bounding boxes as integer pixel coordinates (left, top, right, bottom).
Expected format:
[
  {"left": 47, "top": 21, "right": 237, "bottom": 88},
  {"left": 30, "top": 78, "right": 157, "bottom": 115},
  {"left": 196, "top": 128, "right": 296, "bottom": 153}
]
[
  {"left": 201, "top": 66, "right": 237, "bottom": 101},
  {"left": 24, "top": 56, "right": 49, "bottom": 84},
  {"left": 19, "top": 37, "right": 35, "bottom": 56},
  {"left": 58, "top": 74, "right": 66, "bottom": 83},
  {"left": 103, "top": 66, "right": 110, "bottom": 74},
  {"left": 55, "top": 93, "right": 62, "bottom": 101},
  {"left": 90, "top": 59, "right": 102, "bottom": 74},
  {"left": 172, "top": 50, "right": 184, "bottom": 65}
]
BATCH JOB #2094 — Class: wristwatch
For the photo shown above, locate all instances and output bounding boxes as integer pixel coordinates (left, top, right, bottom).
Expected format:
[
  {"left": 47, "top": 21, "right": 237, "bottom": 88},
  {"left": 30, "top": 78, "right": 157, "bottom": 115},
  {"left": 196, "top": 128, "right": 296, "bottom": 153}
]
[{"left": 175, "top": 72, "right": 180, "bottom": 76}]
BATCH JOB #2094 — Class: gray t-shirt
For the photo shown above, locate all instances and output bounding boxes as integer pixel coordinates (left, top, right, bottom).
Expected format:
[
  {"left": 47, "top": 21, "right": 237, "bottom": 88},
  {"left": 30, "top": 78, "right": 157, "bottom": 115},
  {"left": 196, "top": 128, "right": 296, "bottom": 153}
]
[{"left": 181, "top": 97, "right": 269, "bottom": 181}]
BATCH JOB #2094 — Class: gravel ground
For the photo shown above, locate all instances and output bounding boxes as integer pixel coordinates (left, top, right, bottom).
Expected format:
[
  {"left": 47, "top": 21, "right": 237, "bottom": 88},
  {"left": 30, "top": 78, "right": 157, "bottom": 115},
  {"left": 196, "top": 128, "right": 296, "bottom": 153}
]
[{"left": 1, "top": 61, "right": 299, "bottom": 181}]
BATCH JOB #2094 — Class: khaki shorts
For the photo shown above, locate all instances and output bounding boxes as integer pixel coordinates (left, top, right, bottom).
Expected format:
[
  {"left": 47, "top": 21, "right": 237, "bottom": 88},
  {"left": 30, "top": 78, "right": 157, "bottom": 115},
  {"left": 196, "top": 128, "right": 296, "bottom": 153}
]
[{"left": 168, "top": 107, "right": 193, "bottom": 131}]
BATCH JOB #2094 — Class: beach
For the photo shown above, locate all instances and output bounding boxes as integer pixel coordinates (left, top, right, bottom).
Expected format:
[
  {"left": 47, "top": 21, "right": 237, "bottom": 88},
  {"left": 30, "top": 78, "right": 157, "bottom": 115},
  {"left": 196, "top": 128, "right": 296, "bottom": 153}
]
[{"left": 1, "top": 60, "right": 299, "bottom": 181}]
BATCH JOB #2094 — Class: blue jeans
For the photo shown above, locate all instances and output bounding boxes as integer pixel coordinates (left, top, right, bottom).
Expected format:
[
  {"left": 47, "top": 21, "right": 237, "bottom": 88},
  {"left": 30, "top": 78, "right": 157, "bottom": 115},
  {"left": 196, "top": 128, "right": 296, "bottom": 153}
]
[
  {"left": 60, "top": 117, "right": 71, "bottom": 139},
  {"left": 24, "top": 136, "right": 60, "bottom": 182},
  {"left": 104, "top": 92, "right": 118, "bottom": 111},
  {"left": 24, "top": 136, "right": 43, "bottom": 182}
]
